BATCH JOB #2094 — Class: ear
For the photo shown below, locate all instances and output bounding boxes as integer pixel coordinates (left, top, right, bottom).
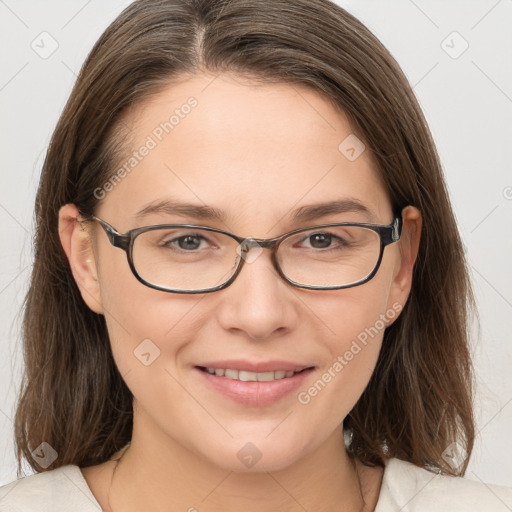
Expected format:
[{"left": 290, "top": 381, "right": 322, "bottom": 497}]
[
  {"left": 386, "top": 205, "right": 422, "bottom": 321},
  {"left": 58, "top": 203, "right": 104, "bottom": 314}
]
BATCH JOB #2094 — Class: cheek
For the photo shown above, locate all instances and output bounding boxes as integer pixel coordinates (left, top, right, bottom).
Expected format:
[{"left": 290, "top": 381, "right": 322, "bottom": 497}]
[
  {"left": 95, "top": 253, "right": 201, "bottom": 375},
  {"left": 297, "top": 278, "right": 396, "bottom": 417},
  {"left": 320, "top": 274, "right": 394, "bottom": 355},
  {"left": 98, "top": 287, "right": 207, "bottom": 428}
]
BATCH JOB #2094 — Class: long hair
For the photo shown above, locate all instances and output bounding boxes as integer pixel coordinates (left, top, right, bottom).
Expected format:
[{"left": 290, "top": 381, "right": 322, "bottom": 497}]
[{"left": 14, "top": 0, "right": 474, "bottom": 477}]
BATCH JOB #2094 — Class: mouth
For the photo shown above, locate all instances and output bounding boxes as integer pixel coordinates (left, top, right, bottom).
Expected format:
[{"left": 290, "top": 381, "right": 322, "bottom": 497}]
[
  {"left": 193, "top": 364, "right": 315, "bottom": 406},
  {"left": 196, "top": 366, "right": 312, "bottom": 382}
]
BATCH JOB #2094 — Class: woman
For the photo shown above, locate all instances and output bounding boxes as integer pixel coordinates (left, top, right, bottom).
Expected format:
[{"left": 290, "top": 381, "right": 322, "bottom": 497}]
[{"left": 1, "top": 0, "right": 511, "bottom": 510}]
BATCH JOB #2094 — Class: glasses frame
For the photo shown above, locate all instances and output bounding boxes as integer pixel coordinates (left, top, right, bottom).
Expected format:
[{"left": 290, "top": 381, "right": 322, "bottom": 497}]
[{"left": 78, "top": 211, "right": 403, "bottom": 294}]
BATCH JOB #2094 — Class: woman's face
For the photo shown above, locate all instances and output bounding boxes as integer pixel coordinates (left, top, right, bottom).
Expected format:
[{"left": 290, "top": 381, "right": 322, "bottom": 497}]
[{"left": 64, "top": 72, "right": 418, "bottom": 472}]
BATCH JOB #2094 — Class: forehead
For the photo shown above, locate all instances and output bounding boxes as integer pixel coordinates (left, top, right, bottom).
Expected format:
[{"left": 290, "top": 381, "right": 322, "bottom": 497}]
[{"left": 98, "top": 73, "right": 391, "bottom": 232}]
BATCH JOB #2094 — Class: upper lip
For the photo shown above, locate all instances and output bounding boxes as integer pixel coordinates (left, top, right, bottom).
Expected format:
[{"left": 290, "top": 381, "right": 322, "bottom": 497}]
[{"left": 196, "top": 359, "right": 314, "bottom": 373}]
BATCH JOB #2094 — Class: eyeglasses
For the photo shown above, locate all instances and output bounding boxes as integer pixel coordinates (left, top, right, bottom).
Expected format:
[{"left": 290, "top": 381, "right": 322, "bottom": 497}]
[{"left": 78, "top": 211, "right": 403, "bottom": 294}]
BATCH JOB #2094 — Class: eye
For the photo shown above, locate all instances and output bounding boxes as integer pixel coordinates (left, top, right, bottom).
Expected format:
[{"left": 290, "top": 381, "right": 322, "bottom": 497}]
[
  {"left": 307, "top": 232, "right": 333, "bottom": 249},
  {"left": 163, "top": 233, "right": 209, "bottom": 251},
  {"left": 180, "top": 235, "right": 203, "bottom": 251},
  {"left": 300, "top": 231, "right": 350, "bottom": 250}
]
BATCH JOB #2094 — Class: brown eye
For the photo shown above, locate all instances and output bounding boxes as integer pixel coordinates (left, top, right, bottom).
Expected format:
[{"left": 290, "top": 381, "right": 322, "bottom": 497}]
[
  {"left": 308, "top": 232, "right": 332, "bottom": 249},
  {"left": 166, "top": 234, "right": 205, "bottom": 251}
]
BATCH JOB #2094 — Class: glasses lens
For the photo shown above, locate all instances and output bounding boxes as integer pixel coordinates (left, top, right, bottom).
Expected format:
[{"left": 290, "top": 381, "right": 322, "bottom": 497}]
[
  {"left": 277, "top": 225, "right": 381, "bottom": 287},
  {"left": 132, "top": 227, "right": 240, "bottom": 291}
]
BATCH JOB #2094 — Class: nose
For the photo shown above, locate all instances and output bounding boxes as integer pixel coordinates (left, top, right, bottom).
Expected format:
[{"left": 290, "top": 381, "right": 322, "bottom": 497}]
[{"left": 215, "top": 246, "right": 299, "bottom": 341}]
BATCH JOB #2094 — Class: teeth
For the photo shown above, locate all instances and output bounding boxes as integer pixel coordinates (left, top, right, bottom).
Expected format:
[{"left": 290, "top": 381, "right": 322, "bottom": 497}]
[
  {"left": 238, "top": 370, "right": 257, "bottom": 381},
  {"left": 225, "top": 369, "right": 238, "bottom": 379},
  {"left": 256, "top": 371, "right": 275, "bottom": 382},
  {"left": 204, "top": 367, "right": 303, "bottom": 381}
]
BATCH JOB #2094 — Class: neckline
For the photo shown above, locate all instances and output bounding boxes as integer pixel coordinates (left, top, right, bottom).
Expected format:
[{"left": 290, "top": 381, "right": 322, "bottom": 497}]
[{"left": 70, "top": 458, "right": 396, "bottom": 511}]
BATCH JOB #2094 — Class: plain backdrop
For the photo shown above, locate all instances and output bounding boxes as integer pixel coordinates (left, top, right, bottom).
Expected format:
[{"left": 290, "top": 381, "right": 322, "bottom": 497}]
[{"left": 1, "top": 0, "right": 511, "bottom": 488}]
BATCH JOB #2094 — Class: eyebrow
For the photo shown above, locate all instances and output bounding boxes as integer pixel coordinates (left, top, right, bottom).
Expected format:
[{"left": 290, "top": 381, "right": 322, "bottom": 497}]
[
  {"left": 291, "top": 198, "right": 374, "bottom": 222},
  {"left": 134, "top": 198, "right": 375, "bottom": 223},
  {"left": 135, "top": 199, "right": 225, "bottom": 222}
]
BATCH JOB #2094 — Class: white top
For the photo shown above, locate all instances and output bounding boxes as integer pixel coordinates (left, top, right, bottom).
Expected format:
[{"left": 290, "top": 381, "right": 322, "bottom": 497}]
[{"left": 1, "top": 457, "right": 511, "bottom": 511}]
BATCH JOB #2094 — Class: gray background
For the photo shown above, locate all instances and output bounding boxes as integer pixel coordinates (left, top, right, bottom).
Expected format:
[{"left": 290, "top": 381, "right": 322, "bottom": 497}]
[{"left": 1, "top": 0, "right": 511, "bottom": 488}]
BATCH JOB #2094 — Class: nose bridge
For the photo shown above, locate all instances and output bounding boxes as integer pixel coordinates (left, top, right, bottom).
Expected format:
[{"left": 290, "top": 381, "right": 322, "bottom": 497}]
[
  {"left": 217, "top": 237, "right": 297, "bottom": 340},
  {"left": 236, "top": 235, "right": 283, "bottom": 283},
  {"left": 240, "top": 235, "right": 280, "bottom": 250}
]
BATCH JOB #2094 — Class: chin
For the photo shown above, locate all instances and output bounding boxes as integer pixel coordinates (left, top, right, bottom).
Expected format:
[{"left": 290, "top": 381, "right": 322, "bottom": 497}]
[{"left": 197, "top": 434, "right": 309, "bottom": 474}]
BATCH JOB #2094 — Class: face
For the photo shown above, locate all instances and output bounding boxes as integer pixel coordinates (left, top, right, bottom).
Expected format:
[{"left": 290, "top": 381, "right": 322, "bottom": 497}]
[{"left": 61, "top": 72, "right": 419, "bottom": 473}]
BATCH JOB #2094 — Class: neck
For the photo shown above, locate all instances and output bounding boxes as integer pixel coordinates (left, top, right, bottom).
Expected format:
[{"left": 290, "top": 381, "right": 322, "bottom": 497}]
[{"left": 105, "top": 409, "right": 380, "bottom": 512}]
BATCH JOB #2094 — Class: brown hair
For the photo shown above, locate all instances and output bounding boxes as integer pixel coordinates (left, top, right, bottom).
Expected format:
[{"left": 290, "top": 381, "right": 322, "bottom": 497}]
[{"left": 14, "top": 0, "right": 475, "bottom": 477}]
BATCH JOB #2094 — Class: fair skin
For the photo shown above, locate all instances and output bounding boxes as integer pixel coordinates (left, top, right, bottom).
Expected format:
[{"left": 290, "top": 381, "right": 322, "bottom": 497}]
[{"left": 59, "top": 73, "right": 421, "bottom": 512}]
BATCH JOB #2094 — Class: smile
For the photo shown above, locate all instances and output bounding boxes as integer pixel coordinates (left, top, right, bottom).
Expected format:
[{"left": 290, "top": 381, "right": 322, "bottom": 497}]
[
  {"left": 194, "top": 365, "right": 314, "bottom": 406},
  {"left": 198, "top": 367, "right": 306, "bottom": 381}
]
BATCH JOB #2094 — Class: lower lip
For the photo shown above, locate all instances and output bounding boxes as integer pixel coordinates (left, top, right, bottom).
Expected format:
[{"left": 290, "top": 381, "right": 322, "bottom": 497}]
[{"left": 194, "top": 367, "right": 314, "bottom": 406}]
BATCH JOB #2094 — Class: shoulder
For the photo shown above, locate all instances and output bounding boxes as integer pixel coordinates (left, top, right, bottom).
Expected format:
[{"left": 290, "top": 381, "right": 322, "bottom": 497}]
[
  {"left": 376, "top": 457, "right": 512, "bottom": 512},
  {"left": 0, "top": 465, "right": 101, "bottom": 512}
]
